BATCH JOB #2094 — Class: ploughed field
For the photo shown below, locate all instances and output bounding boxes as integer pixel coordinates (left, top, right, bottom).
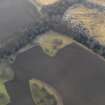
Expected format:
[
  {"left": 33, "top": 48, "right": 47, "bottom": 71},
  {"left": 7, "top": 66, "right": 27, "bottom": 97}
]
[
  {"left": 0, "top": 0, "right": 105, "bottom": 105},
  {"left": 6, "top": 43, "right": 105, "bottom": 105}
]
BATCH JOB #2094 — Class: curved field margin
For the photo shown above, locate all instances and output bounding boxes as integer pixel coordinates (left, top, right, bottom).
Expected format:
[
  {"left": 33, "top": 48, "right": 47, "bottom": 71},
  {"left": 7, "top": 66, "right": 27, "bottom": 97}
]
[
  {"left": 29, "top": 79, "right": 63, "bottom": 105},
  {"left": 0, "top": 81, "right": 10, "bottom": 105}
]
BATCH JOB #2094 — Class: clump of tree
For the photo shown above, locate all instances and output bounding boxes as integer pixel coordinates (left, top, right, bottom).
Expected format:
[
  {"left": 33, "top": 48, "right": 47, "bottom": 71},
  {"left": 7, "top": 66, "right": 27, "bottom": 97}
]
[{"left": 0, "top": 19, "right": 49, "bottom": 63}]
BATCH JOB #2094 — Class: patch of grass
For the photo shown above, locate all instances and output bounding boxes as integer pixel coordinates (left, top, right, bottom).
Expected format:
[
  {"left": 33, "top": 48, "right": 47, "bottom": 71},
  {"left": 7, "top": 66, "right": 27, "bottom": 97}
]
[
  {"left": 36, "top": 31, "right": 73, "bottom": 57},
  {"left": 0, "top": 81, "right": 10, "bottom": 105},
  {"left": 35, "top": 0, "right": 60, "bottom": 6},
  {"left": 29, "top": 79, "right": 63, "bottom": 105}
]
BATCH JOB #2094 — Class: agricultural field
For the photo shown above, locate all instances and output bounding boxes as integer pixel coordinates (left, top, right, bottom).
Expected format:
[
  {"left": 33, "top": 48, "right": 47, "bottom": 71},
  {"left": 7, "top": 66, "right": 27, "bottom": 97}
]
[
  {"left": 1, "top": 0, "right": 105, "bottom": 105},
  {"left": 64, "top": 5, "right": 105, "bottom": 45}
]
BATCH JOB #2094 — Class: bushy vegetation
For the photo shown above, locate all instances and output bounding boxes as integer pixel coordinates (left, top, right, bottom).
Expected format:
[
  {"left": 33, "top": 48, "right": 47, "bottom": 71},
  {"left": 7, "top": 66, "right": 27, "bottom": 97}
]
[{"left": 0, "top": 19, "right": 49, "bottom": 63}]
